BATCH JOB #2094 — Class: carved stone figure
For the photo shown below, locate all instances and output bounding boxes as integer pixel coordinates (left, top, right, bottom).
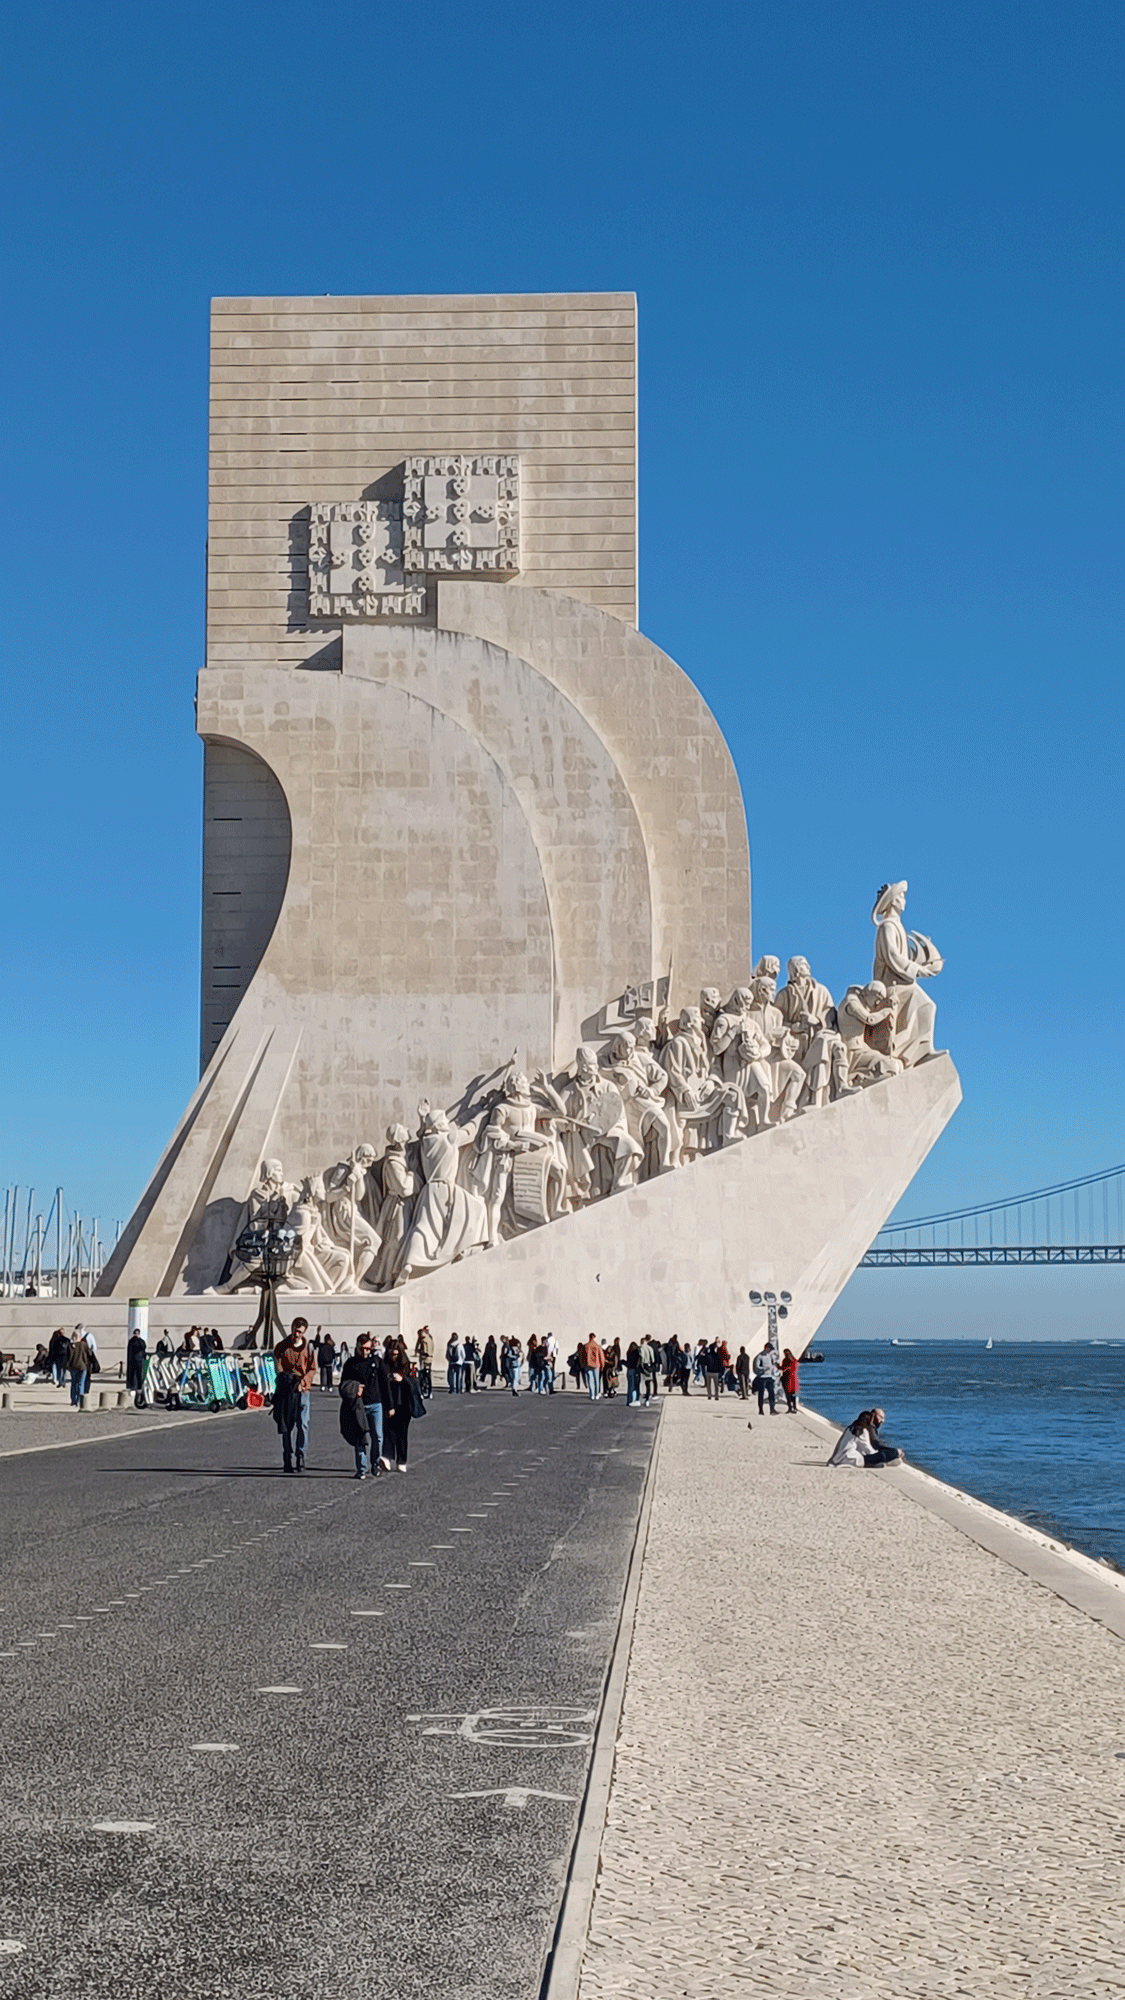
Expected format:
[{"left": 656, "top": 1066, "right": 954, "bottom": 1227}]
[
  {"left": 801, "top": 1020, "right": 852, "bottom": 1108},
  {"left": 397, "top": 1106, "right": 489, "bottom": 1279},
  {"left": 709, "top": 991, "right": 772, "bottom": 1134},
  {"left": 207, "top": 1158, "right": 295, "bottom": 1294},
  {"left": 286, "top": 1173, "right": 350, "bottom": 1293},
  {"left": 870, "top": 881, "right": 943, "bottom": 1068},
  {"left": 837, "top": 982, "right": 904, "bottom": 1087},
  {"left": 777, "top": 956, "right": 834, "bottom": 1057},
  {"left": 699, "top": 987, "right": 723, "bottom": 1040},
  {"left": 661, "top": 1007, "right": 745, "bottom": 1154},
  {"left": 562, "top": 1044, "right": 642, "bottom": 1198},
  {"left": 768, "top": 1028, "right": 806, "bottom": 1124},
  {"left": 470, "top": 1072, "right": 566, "bottom": 1243},
  {"left": 747, "top": 973, "right": 784, "bottom": 1048},
  {"left": 322, "top": 1145, "right": 380, "bottom": 1290},
  {"left": 605, "top": 1030, "right": 677, "bottom": 1178},
  {"left": 369, "top": 1124, "right": 416, "bottom": 1290}
]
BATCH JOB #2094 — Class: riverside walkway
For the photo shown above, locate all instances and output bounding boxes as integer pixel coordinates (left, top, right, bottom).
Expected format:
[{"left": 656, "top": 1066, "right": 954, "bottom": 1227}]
[{"left": 574, "top": 1398, "right": 1125, "bottom": 2000}]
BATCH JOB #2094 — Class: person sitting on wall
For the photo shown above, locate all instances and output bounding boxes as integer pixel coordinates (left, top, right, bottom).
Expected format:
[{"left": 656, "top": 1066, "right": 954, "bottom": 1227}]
[{"left": 827, "top": 1408, "right": 904, "bottom": 1468}]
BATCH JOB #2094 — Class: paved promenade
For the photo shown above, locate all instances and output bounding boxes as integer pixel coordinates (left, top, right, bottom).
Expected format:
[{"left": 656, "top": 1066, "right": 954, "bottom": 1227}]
[{"left": 578, "top": 1399, "right": 1125, "bottom": 2000}]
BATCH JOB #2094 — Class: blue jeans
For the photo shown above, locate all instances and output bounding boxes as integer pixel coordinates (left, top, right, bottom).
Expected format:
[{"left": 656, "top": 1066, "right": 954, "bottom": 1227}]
[
  {"left": 755, "top": 1376, "right": 776, "bottom": 1413},
  {"left": 584, "top": 1367, "right": 601, "bottom": 1401},
  {"left": 447, "top": 1364, "right": 462, "bottom": 1392},
  {"left": 364, "top": 1403, "right": 384, "bottom": 1467},
  {"left": 626, "top": 1366, "right": 640, "bottom": 1405},
  {"left": 69, "top": 1368, "right": 88, "bottom": 1406},
  {"left": 283, "top": 1391, "right": 310, "bottom": 1463}
]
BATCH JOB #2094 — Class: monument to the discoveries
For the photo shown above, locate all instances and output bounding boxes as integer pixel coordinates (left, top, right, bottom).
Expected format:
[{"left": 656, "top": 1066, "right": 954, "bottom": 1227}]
[{"left": 95, "top": 292, "right": 960, "bottom": 1352}]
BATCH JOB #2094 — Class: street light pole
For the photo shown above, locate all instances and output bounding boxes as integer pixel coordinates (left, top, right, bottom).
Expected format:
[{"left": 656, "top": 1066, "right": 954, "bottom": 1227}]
[{"left": 748, "top": 1287, "right": 793, "bottom": 1356}]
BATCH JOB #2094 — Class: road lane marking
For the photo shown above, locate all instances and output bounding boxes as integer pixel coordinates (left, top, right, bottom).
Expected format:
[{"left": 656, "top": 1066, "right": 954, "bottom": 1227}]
[
  {"left": 348, "top": 1610, "right": 384, "bottom": 1618},
  {"left": 409, "top": 1562, "right": 437, "bottom": 1568},
  {"left": 257, "top": 1685, "right": 302, "bottom": 1694},
  {"left": 449, "top": 1787, "right": 577, "bottom": 1810},
  {"left": 190, "top": 1742, "right": 239, "bottom": 1752},
  {"left": 92, "top": 1821, "right": 156, "bottom": 1834},
  {"left": 309, "top": 1642, "right": 347, "bottom": 1650}
]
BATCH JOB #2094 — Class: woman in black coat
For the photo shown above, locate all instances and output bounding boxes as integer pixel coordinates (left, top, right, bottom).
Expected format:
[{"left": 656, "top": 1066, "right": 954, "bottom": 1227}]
[
  {"left": 125, "top": 1331, "right": 147, "bottom": 1396},
  {"left": 384, "top": 1354, "right": 416, "bottom": 1473}
]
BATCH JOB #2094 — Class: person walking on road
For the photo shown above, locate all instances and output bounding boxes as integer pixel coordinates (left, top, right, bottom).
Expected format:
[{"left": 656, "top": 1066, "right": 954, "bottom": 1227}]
[
  {"left": 735, "top": 1346, "right": 752, "bottom": 1401},
  {"left": 384, "top": 1351, "right": 416, "bottom": 1472},
  {"left": 414, "top": 1325, "right": 434, "bottom": 1398},
  {"left": 625, "top": 1340, "right": 641, "bottom": 1406},
  {"left": 339, "top": 1376, "right": 371, "bottom": 1478},
  {"left": 68, "top": 1328, "right": 93, "bottom": 1408},
  {"left": 580, "top": 1333, "right": 605, "bottom": 1401},
  {"left": 274, "top": 1318, "right": 316, "bottom": 1472},
  {"left": 341, "top": 1334, "right": 390, "bottom": 1476},
  {"left": 639, "top": 1337, "right": 659, "bottom": 1407},
  {"left": 446, "top": 1333, "right": 464, "bottom": 1393},
  {"left": 126, "top": 1326, "right": 147, "bottom": 1403},
  {"left": 315, "top": 1330, "right": 337, "bottom": 1393},
  {"left": 481, "top": 1334, "right": 499, "bottom": 1387},
  {"left": 703, "top": 1340, "right": 723, "bottom": 1401},
  {"left": 780, "top": 1347, "right": 800, "bottom": 1413},
  {"left": 752, "top": 1341, "right": 778, "bottom": 1416}
]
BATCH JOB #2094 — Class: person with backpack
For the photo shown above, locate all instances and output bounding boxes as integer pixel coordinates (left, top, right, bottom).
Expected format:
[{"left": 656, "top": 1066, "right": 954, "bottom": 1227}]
[
  {"left": 702, "top": 1340, "right": 724, "bottom": 1401},
  {"left": 752, "top": 1341, "right": 778, "bottom": 1415},
  {"left": 638, "top": 1337, "right": 660, "bottom": 1407},
  {"left": 735, "top": 1345, "right": 752, "bottom": 1402}
]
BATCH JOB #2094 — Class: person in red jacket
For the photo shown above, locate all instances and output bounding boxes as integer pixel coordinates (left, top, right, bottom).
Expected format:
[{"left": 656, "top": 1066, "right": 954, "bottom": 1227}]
[{"left": 779, "top": 1347, "right": 800, "bottom": 1414}]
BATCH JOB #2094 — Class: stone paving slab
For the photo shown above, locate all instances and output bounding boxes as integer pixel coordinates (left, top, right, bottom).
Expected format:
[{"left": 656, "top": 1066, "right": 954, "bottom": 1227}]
[{"left": 577, "top": 1399, "right": 1125, "bottom": 2000}]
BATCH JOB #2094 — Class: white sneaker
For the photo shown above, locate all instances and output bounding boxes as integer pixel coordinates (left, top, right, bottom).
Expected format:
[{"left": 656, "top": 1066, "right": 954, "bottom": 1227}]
[{"left": 397, "top": 1463, "right": 407, "bottom": 1474}]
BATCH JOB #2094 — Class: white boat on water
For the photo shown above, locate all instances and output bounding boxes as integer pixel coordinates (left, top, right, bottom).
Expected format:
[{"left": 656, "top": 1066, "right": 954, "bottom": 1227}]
[
  {"left": 985, "top": 1338, "right": 993, "bottom": 1349},
  {"left": 890, "top": 1338, "right": 915, "bottom": 1346}
]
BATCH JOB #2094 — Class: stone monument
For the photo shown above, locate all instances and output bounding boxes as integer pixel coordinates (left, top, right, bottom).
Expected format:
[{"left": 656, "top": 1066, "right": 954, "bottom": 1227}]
[{"left": 87, "top": 291, "right": 959, "bottom": 1356}]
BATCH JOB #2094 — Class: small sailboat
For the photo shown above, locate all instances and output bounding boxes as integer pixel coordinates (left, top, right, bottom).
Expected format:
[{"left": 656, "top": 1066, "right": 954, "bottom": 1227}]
[{"left": 985, "top": 1337, "right": 993, "bottom": 1350}]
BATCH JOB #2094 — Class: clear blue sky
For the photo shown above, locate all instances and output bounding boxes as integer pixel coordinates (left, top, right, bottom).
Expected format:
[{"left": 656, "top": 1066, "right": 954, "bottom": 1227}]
[{"left": 2, "top": 1, "right": 1122, "bottom": 1334}]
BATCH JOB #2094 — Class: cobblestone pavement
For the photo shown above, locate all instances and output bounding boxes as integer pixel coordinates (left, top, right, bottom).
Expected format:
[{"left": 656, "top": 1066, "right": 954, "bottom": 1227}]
[{"left": 578, "top": 1400, "right": 1125, "bottom": 2000}]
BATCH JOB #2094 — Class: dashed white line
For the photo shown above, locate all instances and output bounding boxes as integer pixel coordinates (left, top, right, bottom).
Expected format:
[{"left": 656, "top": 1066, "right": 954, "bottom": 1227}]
[
  {"left": 92, "top": 1820, "right": 156, "bottom": 1834},
  {"left": 257, "top": 1684, "right": 302, "bottom": 1694}
]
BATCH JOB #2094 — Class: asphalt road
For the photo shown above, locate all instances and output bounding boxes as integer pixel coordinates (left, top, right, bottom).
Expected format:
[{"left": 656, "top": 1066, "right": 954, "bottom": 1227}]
[{"left": 0, "top": 1385, "right": 658, "bottom": 2000}]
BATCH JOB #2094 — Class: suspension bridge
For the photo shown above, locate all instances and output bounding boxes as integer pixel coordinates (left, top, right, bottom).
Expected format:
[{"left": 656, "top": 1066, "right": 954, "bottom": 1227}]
[{"left": 862, "top": 1162, "right": 1125, "bottom": 1267}]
